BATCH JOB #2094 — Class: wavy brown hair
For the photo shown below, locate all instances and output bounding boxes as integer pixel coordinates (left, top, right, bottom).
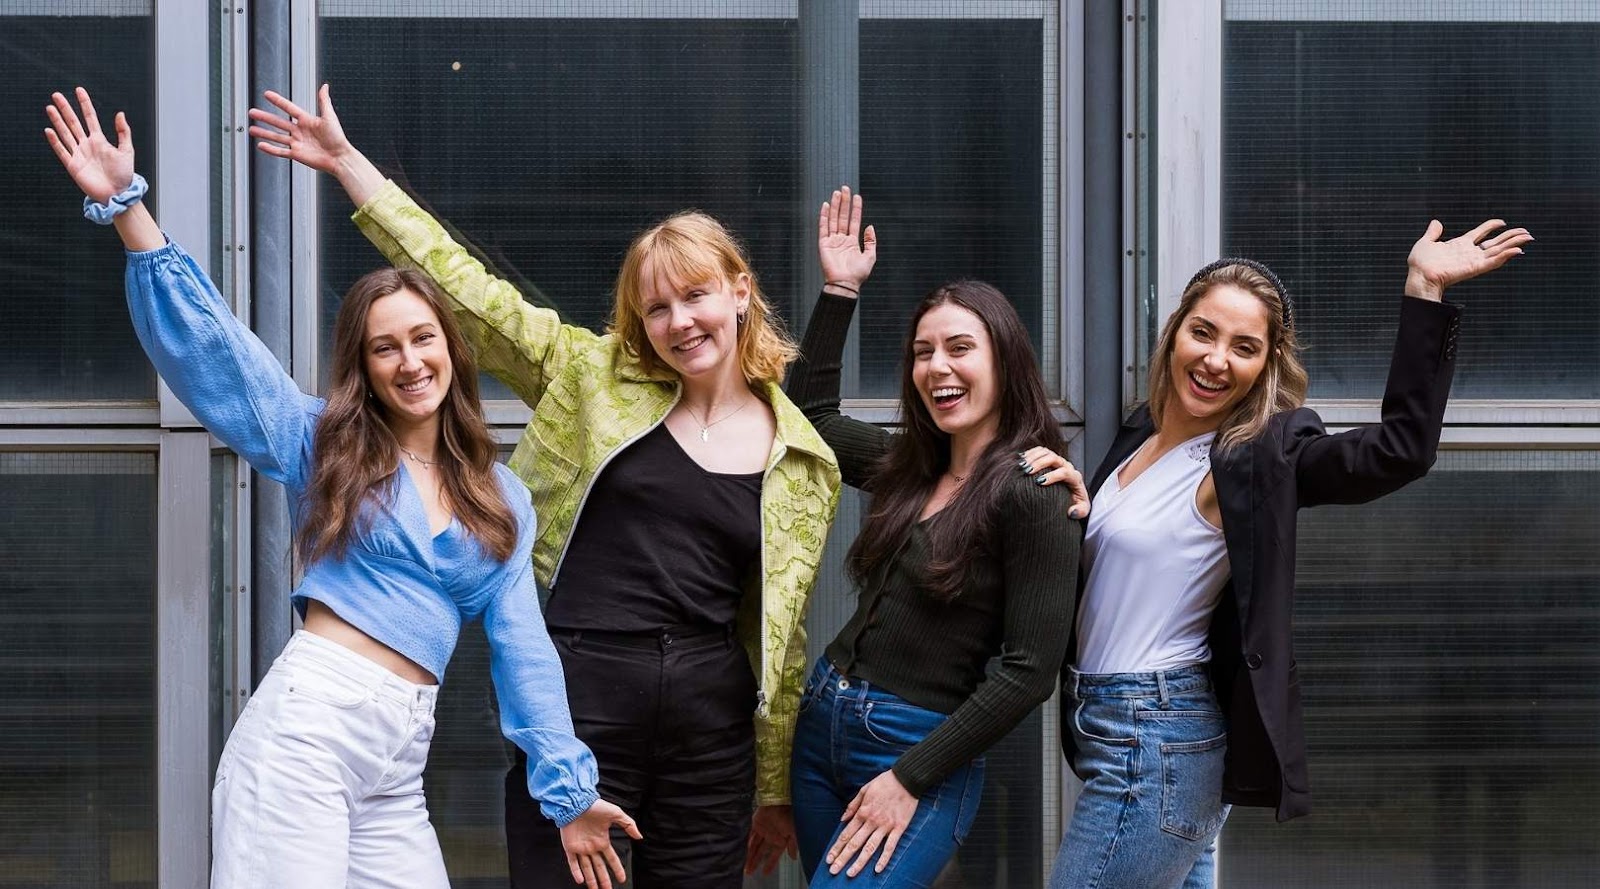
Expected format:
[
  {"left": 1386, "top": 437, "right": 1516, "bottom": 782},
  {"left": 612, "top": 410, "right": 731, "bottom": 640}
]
[
  {"left": 610, "top": 211, "right": 797, "bottom": 384},
  {"left": 847, "top": 281, "right": 1063, "bottom": 601},
  {"left": 295, "top": 268, "right": 516, "bottom": 565},
  {"left": 1147, "top": 261, "right": 1309, "bottom": 450}
]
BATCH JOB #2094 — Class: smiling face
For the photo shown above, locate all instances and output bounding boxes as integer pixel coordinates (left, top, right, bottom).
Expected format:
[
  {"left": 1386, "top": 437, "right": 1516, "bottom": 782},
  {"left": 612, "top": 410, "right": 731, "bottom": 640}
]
[
  {"left": 362, "top": 288, "right": 454, "bottom": 432},
  {"left": 637, "top": 253, "right": 750, "bottom": 383},
  {"left": 1164, "top": 283, "right": 1270, "bottom": 435},
  {"left": 911, "top": 302, "right": 1001, "bottom": 447}
]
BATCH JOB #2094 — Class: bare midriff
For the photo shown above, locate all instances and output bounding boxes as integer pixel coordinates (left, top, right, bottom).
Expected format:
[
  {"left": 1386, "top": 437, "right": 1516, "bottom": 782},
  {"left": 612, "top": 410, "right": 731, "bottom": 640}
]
[{"left": 303, "top": 599, "right": 439, "bottom": 685}]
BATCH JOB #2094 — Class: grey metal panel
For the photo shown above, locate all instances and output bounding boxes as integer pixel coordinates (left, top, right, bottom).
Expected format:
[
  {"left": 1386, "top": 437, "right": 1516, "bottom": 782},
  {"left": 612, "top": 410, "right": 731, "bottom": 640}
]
[
  {"left": 1061, "top": 0, "right": 1086, "bottom": 422},
  {"left": 1083, "top": 0, "right": 1125, "bottom": 469},
  {"left": 156, "top": 431, "right": 211, "bottom": 889},
  {"left": 252, "top": 0, "right": 295, "bottom": 685},
  {"left": 154, "top": 0, "right": 209, "bottom": 432},
  {"left": 799, "top": 0, "right": 861, "bottom": 395},
  {"left": 0, "top": 428, "right": 164, "bottom": 447},
  {"left": 0, "top": 404, "right": 160, "bottom": 425}
]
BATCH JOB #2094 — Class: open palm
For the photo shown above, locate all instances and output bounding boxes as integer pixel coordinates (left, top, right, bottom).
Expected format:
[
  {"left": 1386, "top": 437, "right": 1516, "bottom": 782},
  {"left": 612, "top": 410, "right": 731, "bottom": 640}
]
[
  {"left": 248, "top": 84, "right": 351, "bottom": 174},
  {"left": 44, "top": 88, "right": 134, "bottom": 204},
  {"left": 818, "top": 185, "right": 877, "bottom": 290},
  {"left": 1407, "top": 218, "right": 1531, "bottom": 298}
]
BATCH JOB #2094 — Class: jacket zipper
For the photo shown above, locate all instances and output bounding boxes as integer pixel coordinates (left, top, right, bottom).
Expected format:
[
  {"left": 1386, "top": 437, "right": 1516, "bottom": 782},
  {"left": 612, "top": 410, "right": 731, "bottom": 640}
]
[
  {"left": 753, "top": 440, "right": 785, "bottom": 719},
  {"left": 548, "top": 384, "right": 681, "bottom": 587}
]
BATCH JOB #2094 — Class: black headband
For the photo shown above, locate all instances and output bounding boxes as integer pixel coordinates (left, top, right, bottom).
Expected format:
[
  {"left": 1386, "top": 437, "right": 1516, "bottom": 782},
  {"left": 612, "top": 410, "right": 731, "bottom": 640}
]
[{"left": 1186, "top": 257, "right": 1293, "bottom": 332}]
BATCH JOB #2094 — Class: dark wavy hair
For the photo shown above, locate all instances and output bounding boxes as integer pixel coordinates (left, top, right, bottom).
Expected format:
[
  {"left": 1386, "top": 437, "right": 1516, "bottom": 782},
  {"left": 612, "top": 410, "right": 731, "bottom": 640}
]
[
  {"left": 295, "top": 268, "right": 516, "bottom": 566},
  {"left": 847, "top": 280, "right": 1063, "bottom": 600}
]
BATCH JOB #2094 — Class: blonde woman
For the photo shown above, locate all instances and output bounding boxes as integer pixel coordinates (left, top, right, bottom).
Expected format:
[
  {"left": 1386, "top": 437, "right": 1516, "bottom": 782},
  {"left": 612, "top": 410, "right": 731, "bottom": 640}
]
[{"left": 250, "top": 85, "right": 839, "bottom": 888}]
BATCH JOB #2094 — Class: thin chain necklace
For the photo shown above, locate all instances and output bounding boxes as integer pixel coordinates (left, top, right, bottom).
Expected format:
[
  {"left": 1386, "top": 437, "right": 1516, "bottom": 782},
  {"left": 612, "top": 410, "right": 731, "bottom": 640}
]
[
  {"left": 399, "top": 445, "right": 441, "bottom": 470},
  {"left": 683, "top": 397, "right": 754, "bottom": 442}
]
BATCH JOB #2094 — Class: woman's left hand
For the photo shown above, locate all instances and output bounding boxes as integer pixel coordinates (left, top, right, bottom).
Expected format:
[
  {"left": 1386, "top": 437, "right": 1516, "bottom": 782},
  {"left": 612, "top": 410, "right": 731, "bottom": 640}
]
[
  {"left": 1020, "top": 446, "right": 1090, "bottom": 519},
  {"left": 745, "top": 804, "right": 799, "bottom": 876},
  {"left": 826, "top": 769, "right": 918, "bottom": 877},
  {"left": 1405, "top": 218, "right": 1532, "bottom": 302},
  {"left": 818, "top": 185, "right": 877, "bottom": 293}
]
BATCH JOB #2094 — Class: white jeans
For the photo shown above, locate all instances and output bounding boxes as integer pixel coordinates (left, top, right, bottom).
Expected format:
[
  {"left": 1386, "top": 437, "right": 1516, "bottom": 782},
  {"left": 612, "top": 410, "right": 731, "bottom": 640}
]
[{"left": 211, "top": 630, "right": 447, "bottom": 889}]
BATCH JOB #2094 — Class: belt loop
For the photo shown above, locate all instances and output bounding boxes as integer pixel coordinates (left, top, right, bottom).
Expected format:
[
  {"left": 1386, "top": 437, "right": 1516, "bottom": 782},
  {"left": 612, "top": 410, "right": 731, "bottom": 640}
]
[
  {"left": 1069, "top": 669, "right": 1080, "bottom": 699},
  {"left": 1156, "top": 670, "right": 1171, "bottom": 708}
]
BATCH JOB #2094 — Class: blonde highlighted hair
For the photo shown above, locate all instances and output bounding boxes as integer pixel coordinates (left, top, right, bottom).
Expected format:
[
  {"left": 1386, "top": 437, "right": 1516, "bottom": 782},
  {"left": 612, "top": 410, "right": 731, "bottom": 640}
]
[
  {"left": 609, "top": 211, "right": 797, "bottom": 385},
  {"left": 1147, "top": 261, "right": 1309, "bottom": 451}
]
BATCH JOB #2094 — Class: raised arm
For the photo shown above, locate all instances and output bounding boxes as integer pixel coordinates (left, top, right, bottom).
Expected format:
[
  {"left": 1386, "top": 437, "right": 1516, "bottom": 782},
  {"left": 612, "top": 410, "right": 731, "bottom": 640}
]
[
  {"left": 250, "top": 85, "right": 594, "bottom": 404},
  {"left": 46, "top": 88, "right": 315, "bottom": 486},
  {"left": 1294, "top": 218, "right": 1531, "bottom": 506},
  {"left": 787, "top": 186, "right": 889, "bottom": 488},
  {"left": 481, "top": 483, "right": 641, "bottom": 889}
]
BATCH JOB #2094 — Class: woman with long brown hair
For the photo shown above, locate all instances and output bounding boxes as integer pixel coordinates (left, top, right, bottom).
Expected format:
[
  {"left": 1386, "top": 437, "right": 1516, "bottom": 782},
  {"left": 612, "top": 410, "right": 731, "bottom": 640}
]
[
  {"left": 44, "top": 87, "right": 635, "bottom": 889},
  {"left": 248, "top": 85, "right": 840, "bottom": 888},
  {"left": 784, "top": 187, "right": 1081, "bottom": 887},
  {"left": 1029, "top": 222, "right": 1530, "bottom": 888}
]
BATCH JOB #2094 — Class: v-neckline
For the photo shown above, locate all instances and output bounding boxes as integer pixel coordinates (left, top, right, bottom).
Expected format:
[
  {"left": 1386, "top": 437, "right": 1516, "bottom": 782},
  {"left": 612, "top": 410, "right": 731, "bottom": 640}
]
[
  {"left": 398, "top": 461, "right": 456, "bottom": 539},
  {"left": 1112, "top": 432, "right": 1214, "bottom": 494}
]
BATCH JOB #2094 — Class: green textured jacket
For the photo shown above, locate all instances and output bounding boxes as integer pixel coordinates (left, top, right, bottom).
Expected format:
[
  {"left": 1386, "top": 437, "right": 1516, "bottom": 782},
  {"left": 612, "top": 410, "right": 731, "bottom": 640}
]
[{"left": 353, "top": 181, "right": 841, "bottom": 805}]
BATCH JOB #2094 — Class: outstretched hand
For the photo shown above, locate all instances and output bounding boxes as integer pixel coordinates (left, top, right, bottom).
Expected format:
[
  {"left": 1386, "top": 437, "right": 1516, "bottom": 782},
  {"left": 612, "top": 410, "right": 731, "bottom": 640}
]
[
  {"left": 44, "top": 88, "right": 134, "bottom": 204},
  {"left": 559, "top": 798, "right": 642, "bottom": 889},
  {"left": 1405, "top": 218, "right": 1532, "bottom": 302},
  {"left": 818, "top": 185, "right": 877, "bottom": 294},
  {"left": 248, "top": 84, "right": 352, "bottom": 175}
]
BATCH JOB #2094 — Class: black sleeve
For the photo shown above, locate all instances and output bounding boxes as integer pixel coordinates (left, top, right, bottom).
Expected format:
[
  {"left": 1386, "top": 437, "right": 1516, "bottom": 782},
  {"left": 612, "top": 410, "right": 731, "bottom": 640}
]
[
  {"left": 1291, "top": 295, "right": 1462, "bottom": 506},
  {"left": 890, "top": 479, "right": 1083, "bottom": 797},
  {"left": 785, "top": 291, "right": 893, "bottom": 491}
]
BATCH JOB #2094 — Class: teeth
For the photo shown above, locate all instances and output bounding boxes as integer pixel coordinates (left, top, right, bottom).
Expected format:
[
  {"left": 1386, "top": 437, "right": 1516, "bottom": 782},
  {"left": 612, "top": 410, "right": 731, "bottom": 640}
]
[
  {"left": 675, "top": 335, "right": 708, "bottom": 352},
  {"left": 399, "top": 377, "right": 431, "bottom": 393},
  {"left": 932, "top": 387, "right": 966, "bottom": 399},
  {"left": 1189, "top": 372, "right": 1226, "bottom": 392}
]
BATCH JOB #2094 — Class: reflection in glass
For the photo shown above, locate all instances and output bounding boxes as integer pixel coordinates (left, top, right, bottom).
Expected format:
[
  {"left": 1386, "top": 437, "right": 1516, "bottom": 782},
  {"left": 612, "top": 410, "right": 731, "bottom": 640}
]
[{"left": 0, "top": 452, "right": 157, "bottom": 888}]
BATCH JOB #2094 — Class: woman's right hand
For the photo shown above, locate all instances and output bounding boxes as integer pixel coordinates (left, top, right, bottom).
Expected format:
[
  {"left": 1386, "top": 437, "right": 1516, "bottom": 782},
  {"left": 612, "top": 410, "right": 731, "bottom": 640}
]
[
  {"left": 1020, "top": 446, "right": 1090, "bottom": 519},
  {"left": 818, "top": 185, "right": 877, "bottom": 296},
  {"left": 558, "top": 798, "right": 643, "bottom": 889},
  {"left": 44, "top": 88, "right": 133, "bottom": 204}
]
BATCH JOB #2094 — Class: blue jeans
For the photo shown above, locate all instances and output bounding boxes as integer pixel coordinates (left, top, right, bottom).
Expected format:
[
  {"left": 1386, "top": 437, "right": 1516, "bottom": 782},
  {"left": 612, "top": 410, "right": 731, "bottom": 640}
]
[
  {"left": 791, "top": 658, "right": 986, "bottom": 888},
  {"left": 1049, "top": 665, "right": 1230, "bottom": 889}
]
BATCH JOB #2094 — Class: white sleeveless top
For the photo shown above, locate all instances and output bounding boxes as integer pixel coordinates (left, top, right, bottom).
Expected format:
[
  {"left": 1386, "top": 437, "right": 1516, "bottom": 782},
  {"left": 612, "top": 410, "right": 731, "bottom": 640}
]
[{"left": 1075, "top": 432, "right": 1231, "bottom": 674}]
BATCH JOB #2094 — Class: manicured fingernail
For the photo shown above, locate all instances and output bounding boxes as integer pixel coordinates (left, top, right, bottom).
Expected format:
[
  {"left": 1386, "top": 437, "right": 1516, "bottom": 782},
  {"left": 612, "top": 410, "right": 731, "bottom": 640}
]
[
  {"left": 1036, "top": 475, "right": 1048, "bottom": 485},
  {"left": 1024, "top": 464, "right": 1036, "bottom": 474}
]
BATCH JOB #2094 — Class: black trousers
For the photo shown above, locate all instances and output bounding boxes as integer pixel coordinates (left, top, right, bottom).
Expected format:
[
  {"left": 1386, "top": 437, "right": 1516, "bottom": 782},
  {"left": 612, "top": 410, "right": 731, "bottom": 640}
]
[{"left": 505, "top": 627, "right": 758, "bottom": 889}]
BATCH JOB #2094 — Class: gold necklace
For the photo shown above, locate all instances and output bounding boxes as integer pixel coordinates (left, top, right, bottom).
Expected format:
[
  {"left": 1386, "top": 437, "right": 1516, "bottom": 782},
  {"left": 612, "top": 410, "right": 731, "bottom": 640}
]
[{"left": 684, "top": 398, "right": 753, "bottom": 442}]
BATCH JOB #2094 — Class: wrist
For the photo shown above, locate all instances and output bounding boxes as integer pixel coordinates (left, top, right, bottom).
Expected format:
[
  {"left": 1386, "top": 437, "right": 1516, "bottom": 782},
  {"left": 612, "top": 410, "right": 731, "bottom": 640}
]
[
  {"left": 823, "top": 280, "right": 861, "bottom": 298},
  {"left": 1404, "top": 270, "right": 1444, "bottom": 302}
]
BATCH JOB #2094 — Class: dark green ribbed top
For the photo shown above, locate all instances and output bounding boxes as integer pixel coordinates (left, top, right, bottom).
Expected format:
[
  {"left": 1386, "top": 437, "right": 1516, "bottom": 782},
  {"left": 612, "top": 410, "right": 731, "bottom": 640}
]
[{"left": 788, "top": 292, "right": 1081, "bottom": 797}]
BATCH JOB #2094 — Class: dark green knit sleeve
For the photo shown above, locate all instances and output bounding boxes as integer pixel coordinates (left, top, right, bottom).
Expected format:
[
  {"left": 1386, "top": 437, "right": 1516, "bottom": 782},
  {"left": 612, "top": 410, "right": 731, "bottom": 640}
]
[
  {"left": 786, "top": 291, "right": 892, "bottom": 490},
  {"left": 890, "top": 477, "right": 1082, "bottom": 797}
]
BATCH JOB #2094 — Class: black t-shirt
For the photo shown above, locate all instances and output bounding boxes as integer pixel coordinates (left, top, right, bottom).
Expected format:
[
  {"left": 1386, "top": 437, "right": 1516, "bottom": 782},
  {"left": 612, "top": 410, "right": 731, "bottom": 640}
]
[{"left": 546, "top": 424, "right": 763, "bottom": 632}]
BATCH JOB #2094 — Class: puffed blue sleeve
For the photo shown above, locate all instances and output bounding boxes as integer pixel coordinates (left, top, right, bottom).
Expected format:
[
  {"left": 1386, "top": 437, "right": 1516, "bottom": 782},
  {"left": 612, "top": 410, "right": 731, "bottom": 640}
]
[
  {"left": 483, "top": 485, "right": 602, "bottom": 827},
  {"left": 124, "top": 240, "right": 318, "bottom": 487}
]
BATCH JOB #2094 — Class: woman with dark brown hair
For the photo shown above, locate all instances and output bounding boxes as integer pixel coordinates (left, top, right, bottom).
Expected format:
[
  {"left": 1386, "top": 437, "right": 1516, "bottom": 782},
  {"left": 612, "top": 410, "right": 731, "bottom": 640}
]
[
  {"left": 1030, "top": 222, "right": 1530, "bottom": 888},
  {"left": 44, "top": 87, "right": 636, "bottom": 889},
  {"left": 784, "top": 187, "right": 1082, "bottom": 887}
]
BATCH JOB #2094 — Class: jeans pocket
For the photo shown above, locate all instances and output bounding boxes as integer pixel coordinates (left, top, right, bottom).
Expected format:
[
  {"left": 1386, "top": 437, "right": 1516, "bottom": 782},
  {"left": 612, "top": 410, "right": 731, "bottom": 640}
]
[
  {"left": 862, "top": 701, "right": 942, "bottom": 751},
  {"left": 1072, "top": 698, "right": 1137, "bottom": 747},
  {"left": 285, "top": 661, "right": 375, "bottom": 710},
  {"left": 1156, "top": 727, "right": 1228, "bottom": 842}
]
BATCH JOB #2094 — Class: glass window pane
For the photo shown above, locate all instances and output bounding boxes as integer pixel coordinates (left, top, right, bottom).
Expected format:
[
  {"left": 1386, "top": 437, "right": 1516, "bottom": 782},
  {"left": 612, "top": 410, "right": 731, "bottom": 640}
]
[
  {"left": 1220, "top": 450, "right": 1600, "bottom": 888},
  {"left": 859, "top": 13, "right": 1053, "bottom": 397},
  {"left": 0, "top": 5, "right": 155, "bottom": 400},
  {"left": 0, "top": 452, "right": 157, "bottom": 888},
  {"left": 1221, "top": 10, "right": 1600, "bottom": 399}
]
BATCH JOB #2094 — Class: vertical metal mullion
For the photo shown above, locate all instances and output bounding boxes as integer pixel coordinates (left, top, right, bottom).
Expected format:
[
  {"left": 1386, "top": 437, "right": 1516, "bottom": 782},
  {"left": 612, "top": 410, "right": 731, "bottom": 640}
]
[
  {"left": 156, "top": 431, "right": 212, "bottom": 889},
  {"left": 290, "top": 0, "right": 321, "bottom": 393}
]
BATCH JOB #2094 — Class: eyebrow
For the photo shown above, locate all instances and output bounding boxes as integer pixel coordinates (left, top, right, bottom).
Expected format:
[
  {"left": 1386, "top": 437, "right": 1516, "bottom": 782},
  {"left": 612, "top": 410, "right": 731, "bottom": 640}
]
[
  {"left": 365, "top": 323, "right": 439, "bottom": 347},
  {"left": 912, "top": 333, "right": 979, "bottom": 348},
  {"left": 1189, "top": 315, "right": 1265, "bottom": 348}
]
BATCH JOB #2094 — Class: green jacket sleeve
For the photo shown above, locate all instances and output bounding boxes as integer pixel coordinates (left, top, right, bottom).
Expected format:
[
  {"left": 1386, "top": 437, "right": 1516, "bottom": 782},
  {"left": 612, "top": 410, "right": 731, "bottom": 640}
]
[{"left": 351, "top": 180, "right": 598, "bottom": 405}]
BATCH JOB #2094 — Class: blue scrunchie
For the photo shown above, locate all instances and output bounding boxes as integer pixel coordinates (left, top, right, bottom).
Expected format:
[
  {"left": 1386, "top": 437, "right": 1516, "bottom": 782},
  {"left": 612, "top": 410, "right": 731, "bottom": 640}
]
[{"left": 83, "top": 173, "right": 148, "bottom": 225}]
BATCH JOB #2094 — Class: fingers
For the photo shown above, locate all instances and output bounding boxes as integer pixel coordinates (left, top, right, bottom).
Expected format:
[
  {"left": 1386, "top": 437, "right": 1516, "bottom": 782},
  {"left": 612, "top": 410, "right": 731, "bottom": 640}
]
[
  {"left": 248, "top": 123, "right": 294, "bottom": 146},
  {"left": 848, "top": 191, "right": 863, "bottom": 238},
  {"left": 875, "top": 826, "right": 903, "bottom": 874},
  {"left": 566, "top": 851, "right": 584, "bottom": 885},
  {"left": 1416, "top": 218, "right": 1444, "bottom": 245},
  {"left": 829, "top": 187, "right": 847, "bottom": 236},
  {"left": 617, "top": 813, "right": 643, "bottom": 841},
  {"left": 45, "top": 101, "right": 79, "bottom": 154},
  {"left": 52, "top": 91, "right": 88, "bottom": 144},
  {"left": 317, "top": 82, "right": 339, "bottom": 122},
  {"left": 1480, "top": 227, "right": 1532, "bottom": 254},
  {"left": 600, "top": 845, "right": 625, "bottom": 889},
  {"left": 818, "top": 200, "right": 831, "bottom": 243},
  {"left": 114, "top": 111, "right": 132, "bottom": 152},
  {"left": 262, "top": 88, "right": 312, "bottom": 122},
  {"left": 842, "top": 826, "right": 887, "bottom": 877},
  {"left": 75, "top": 87, "right": 103, "bottom": 137},
  {"left": 1019, "top": 446, "right": 1067, "bottom": 473},
  {"left": 578, "top": 852, "right": 599, "bottom": 889},
  {"left": 1463, "top": 218, "right": 1507, "bottom": 244},
  {"left": 43, "top": 127, "right": 73, "bottom": 167},
  {"left": 863, "top": 224, "right": 878, "bottom": 259},
  {"left": 841, "top": 793, "right": 862, "bottom": 823}
]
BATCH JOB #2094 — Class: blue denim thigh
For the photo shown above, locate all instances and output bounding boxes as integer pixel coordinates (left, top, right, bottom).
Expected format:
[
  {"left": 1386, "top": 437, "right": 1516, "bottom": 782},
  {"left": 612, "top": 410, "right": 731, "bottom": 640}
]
[
  {"left": 1048, "top": 666, "right": 1231, "bottom": 889},
  {"left": 790, "top": 658, "right": 986, "bottom": 888}
]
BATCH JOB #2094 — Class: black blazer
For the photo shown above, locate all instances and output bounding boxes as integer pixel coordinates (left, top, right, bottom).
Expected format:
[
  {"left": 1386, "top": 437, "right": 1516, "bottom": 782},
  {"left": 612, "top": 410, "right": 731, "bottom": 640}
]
[{"left": 1062, "top": 295, "right": 1463, "bottom": 821}]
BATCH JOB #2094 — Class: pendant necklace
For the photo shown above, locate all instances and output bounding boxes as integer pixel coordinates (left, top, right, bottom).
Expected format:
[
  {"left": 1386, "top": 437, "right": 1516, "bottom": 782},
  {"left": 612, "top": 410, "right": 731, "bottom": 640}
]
[
  {"left": 685, "top": 397, "right": 753, "bottom": 442},
  {"left": 400, "top": 446, "right": 441, "bottom": 470}
]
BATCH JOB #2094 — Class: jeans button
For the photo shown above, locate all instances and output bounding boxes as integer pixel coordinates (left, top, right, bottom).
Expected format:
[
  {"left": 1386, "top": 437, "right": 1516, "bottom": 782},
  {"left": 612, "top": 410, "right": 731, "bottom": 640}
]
[
  {"left": 1245, "top": 652, "right": 1264, "bottom": 669},
  {"left": 663, "top": 633, "right": 674, "bottom": 645},
  {"left": 839, "top": 679, "right": 850, "bottom": 690}
]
